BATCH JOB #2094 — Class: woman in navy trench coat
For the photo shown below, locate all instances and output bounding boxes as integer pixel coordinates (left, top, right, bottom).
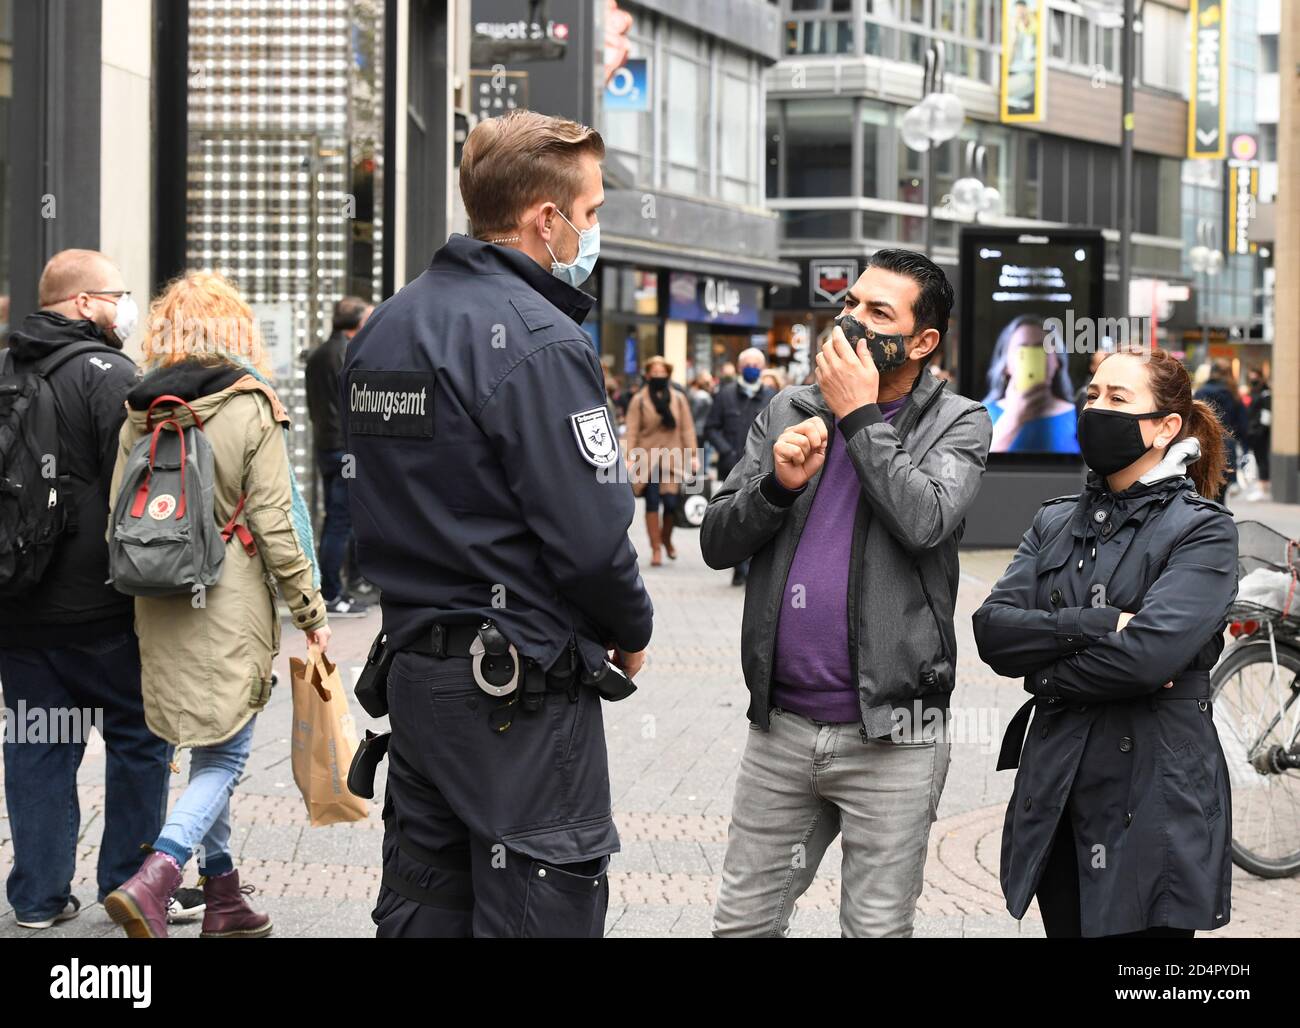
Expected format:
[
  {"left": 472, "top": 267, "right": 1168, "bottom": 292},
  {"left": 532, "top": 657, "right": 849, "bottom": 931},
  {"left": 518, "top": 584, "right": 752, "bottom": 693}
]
[{"left": 973, "top": 349, "right": 1238, "bottom": 937}]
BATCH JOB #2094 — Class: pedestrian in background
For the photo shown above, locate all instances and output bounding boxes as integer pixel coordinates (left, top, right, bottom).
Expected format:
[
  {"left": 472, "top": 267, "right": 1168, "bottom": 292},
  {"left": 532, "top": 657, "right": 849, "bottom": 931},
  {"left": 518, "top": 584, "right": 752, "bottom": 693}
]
[
  {"left": 0, "top": 249, "right": 169, "bottom": 930},
  {"left": 688, "top": 371, "right": 715, "bottom": 475},
  {"left": 306, "top": 295, "right": 373, "bottom": 617},
  {"left": 105, "top": 271, "right": 330, "bottom": 940},
  {"left": 1194, "top": 358, "right": 1248, "bottom": 503},
  {"left": 974, "top": 349, "right": 1235, "bottom": 938},
  {"left": 704, "top": 347, "right": 775, "bottom": 585},
  {"left": 1246, "top": 367, "right": 1271, "bottom": 499},
  {"left": 625, "top": 355, "right": 698, "bottom": 566}
]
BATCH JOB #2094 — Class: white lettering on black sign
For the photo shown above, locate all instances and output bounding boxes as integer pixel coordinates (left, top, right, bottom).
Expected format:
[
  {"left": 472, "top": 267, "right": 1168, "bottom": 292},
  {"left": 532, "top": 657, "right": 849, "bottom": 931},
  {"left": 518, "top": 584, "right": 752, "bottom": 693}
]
[{"left": 347, "top": 371, "right": 434, "bottom": 437}]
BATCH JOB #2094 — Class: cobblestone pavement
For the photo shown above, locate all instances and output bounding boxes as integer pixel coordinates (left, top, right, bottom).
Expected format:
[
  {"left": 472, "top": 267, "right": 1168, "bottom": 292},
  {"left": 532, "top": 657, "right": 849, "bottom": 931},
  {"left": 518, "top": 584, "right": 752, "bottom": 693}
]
[{"left": 3, "top": 503, "right": 1299, "bottom": 938}]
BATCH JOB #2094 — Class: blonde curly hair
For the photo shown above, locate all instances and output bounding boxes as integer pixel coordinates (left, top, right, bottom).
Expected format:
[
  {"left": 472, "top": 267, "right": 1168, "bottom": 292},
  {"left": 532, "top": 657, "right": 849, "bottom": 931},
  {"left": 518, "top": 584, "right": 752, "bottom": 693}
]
[{"left": 141, "top": 270, "right": 272, "bottom": 378}]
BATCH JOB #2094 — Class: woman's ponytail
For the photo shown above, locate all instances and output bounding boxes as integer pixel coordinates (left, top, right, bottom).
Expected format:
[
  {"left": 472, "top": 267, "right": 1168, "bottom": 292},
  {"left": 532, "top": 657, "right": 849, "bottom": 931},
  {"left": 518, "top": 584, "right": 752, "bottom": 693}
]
[
  {"left": 1138, "top": 349, "right": 1231, "bottom": 499},
  {"left": 1184, "top": 398, "right": 1229, "bottom": 499}
]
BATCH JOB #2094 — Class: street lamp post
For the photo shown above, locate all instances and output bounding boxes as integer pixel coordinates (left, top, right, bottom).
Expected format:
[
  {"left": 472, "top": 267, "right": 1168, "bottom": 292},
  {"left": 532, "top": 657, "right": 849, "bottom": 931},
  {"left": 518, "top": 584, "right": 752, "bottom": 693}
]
[
  {"left": 1189, "top": 218, "right": 1224, "bottom": 364},
  {"left": 951, "top": 142, "right": 1004, "bottom": 224},
  {"left": 900, "top": 44, "right": 964, "bottom": 258},
  {"left": 1081, "top": 0, "right": 1142, "bottom": 313},
  {"left": 1119, "top": 0, "right": 1136, "bottom": 313}
]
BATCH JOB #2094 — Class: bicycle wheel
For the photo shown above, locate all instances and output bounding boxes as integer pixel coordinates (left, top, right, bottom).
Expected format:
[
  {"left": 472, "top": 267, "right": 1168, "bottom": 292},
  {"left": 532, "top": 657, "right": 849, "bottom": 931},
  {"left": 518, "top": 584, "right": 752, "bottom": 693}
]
[{"left": 1211, "top": 638, "right": 1300, "bottom": 878}]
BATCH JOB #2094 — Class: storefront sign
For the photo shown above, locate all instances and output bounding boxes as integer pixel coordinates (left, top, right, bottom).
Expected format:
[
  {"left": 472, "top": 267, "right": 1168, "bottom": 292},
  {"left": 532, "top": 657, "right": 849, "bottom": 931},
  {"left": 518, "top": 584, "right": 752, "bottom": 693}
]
[
  {"left": 605, "top": 58, "right": 649, "bottom": 112},
  {"left": 471, "top": 68, "right": 529, "bottom": 120},
  {"left": 1226, "top": 134, "right": 1259, "bottom": 257},
  {"left": 251, "top": 301, "right": 297, "bottom": 383},
  {"left": 471, "top": 0, "right": 595, "bottom": 124},
  {"left": 809, "top": 259, "right": 857, "bottom": 307},
  {"left": 1188, "top": 0, "right": 1227, "bottom": 159},
  {"left": 667, "top": 273, "right": 761, "bottom": 326}
]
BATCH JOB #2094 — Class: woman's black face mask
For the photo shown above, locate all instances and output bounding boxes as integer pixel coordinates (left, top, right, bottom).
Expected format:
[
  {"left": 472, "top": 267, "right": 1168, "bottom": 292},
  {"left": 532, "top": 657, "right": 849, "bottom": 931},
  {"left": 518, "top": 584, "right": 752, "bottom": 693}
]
[{"left": 1076, "top": 407, "right": 1171, "bottom": 476}]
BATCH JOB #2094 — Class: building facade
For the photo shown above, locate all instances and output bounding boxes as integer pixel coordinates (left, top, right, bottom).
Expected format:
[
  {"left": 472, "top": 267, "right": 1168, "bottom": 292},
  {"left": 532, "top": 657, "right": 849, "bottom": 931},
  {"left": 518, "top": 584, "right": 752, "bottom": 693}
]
[
  {"left": 470, "top": 0, "right": 798, "bottom": 385},
  {"left": 7, "top": 0, "right": 471, "bottom": 490},
  {"left": 1177, "top": 0, "right": 1279, "bottom": 382},
  {"left": 766, "top": 0, "right": 1194, "bottom": 383}
]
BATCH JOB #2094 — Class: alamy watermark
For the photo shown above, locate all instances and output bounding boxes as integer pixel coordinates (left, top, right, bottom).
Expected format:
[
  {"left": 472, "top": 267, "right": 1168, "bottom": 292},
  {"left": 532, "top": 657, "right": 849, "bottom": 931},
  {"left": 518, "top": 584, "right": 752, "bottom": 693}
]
[
  {"left": 1043, "top": 310, "right": 1155, "bottom": 358},
  {"left": 2, "top": 701, "right": 103, "bottom": 744}
]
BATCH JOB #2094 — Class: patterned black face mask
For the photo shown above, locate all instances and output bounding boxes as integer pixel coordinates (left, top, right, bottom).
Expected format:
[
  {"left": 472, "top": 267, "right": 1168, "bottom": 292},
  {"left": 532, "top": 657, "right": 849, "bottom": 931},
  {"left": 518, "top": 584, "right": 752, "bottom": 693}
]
[{"left": 834, "top": 314, "right": 912, "bottom": 372}]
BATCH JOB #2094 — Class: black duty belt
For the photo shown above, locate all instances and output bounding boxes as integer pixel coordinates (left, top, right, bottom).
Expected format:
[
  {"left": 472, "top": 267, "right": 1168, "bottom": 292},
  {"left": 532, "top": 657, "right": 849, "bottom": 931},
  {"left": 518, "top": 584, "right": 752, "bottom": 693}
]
[
  {"left": 997, "top": 669, "right": 1213, "bottom": 772},
  {"left": 403, "top": 622, "right": 581, "bottom": 705}
]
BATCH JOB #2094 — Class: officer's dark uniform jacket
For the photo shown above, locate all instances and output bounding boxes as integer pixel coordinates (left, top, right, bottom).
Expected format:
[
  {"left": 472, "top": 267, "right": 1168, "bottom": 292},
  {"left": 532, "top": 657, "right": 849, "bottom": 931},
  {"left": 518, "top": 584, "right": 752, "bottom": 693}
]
[
  {"left": 343, "top": 235, "right": 653, "bottom": 937},
  {"left": 973, "top": 439, "right": 1238, "bottom": 936},
  {"left": 342, "top": 234, "right": 653, "bottom": 672}
]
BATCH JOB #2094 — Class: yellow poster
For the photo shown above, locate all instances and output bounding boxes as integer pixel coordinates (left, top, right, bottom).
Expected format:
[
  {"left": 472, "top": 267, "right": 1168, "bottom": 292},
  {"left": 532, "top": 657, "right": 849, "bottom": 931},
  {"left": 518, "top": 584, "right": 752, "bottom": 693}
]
[{"left": 1001, "top": 0, "right": 1046, "bottom": 124}]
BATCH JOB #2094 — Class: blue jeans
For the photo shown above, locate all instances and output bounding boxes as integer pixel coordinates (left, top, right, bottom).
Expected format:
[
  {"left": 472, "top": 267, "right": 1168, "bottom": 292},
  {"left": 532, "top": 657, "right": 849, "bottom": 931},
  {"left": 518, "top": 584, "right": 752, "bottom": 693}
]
[
  {"left": 0, "top": 632, "right": 170, "bottom": 919},
  {"left": 153, "top": 717, "right": 256, "bottom": 878},
  {"left": 317, "top": 448, "right": 352, "bottom": 602}
]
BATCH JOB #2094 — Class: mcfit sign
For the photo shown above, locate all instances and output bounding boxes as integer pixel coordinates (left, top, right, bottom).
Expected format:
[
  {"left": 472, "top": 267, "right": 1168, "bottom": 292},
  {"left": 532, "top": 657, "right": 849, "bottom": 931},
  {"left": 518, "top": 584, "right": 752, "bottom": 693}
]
[{"left": 1188, "top": 0, "right": 1227, "bottom": 160}]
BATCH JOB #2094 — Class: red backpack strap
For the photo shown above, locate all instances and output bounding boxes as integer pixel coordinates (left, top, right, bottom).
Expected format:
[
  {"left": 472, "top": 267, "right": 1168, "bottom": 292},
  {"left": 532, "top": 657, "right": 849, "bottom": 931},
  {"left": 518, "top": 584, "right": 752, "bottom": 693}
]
[
  {"left": 220, "top": 493, "right": 257, "bottom": 556},
  {"left": 145, "top": 394, "right": 204, "bottom": 431},
  {"left": 129, "top": 418, "right": 187, "bottom": 519}
]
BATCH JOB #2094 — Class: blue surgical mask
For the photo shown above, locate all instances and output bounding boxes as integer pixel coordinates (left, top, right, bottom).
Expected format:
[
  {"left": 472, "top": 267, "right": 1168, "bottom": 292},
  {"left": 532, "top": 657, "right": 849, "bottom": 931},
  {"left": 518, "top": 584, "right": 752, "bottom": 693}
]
[
  {"left": 741, "top": 365, "right": 762, "bottom": 384},
  {"left": 546, "top": 208, "right": 600, "bottom": 288}
]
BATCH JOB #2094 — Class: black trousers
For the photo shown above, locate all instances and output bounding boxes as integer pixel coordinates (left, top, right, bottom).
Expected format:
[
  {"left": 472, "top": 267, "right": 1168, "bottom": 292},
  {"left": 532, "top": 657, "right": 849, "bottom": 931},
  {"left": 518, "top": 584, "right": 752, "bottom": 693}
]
[
  {"left": 372, "top": 651, "right": 619, "bottom": 938},
  {"left": 1036, "top": 815, "right": 1195, "bottom": 939}
]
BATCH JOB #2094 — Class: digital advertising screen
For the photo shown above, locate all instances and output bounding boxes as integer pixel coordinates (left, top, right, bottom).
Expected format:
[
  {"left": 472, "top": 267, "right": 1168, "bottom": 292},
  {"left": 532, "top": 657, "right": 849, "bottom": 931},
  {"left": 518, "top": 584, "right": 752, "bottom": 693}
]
[{"left": 958, "top": 228, "right": 1106, "bottom": 460}]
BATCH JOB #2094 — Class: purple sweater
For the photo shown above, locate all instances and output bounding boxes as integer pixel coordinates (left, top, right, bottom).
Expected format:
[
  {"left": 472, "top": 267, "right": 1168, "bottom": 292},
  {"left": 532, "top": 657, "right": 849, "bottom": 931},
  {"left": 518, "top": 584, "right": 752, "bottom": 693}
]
[{"left": 771, "top": 396, "right": 908, "bottom": 723}]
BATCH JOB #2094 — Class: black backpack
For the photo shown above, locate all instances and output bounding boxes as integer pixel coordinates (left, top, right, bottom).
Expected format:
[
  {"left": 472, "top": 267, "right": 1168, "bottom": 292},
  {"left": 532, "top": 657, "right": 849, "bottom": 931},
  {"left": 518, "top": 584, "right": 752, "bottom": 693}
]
[{"left": 0, "top": 341, "right": 119, "bottom": 596}]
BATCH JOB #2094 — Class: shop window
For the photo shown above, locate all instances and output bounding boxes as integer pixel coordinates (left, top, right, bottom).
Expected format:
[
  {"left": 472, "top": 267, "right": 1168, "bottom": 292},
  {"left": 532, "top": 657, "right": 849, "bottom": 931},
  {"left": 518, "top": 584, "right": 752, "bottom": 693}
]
[
  {"left": 861, "top": 100, "right": 891, "bottom": 201},
  {"left": 665, "top": 50, "right": 703, "bottom": 192},
  {"left": 781, "top": 209, "right": 855, "bottom": 240},
  {"left": 783, "top": 99, "right": 853, "bottom": 197},
  {"left": 864, "top": 21, "right": 899, "bottom": 58},
  {"left": 720, "top": 58, "right": 759, "bottom": 205},
  {"left": 784, "top": 18, "right": 854, "bottom": 55}
]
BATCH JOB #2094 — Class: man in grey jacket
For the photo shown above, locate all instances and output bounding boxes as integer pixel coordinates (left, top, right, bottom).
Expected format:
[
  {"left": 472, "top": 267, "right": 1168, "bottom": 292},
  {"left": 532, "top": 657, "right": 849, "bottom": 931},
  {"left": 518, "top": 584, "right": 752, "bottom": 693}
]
[{"left": 701, "top": 249, "right": 991, "bottom": 937}]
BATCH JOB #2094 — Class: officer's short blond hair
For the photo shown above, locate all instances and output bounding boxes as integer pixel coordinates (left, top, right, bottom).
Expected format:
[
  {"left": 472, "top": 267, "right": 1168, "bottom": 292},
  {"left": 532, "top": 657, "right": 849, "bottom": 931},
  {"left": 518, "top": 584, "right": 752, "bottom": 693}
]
[{"left": 460, "top": 109, "right": 604, "bottom": 237}]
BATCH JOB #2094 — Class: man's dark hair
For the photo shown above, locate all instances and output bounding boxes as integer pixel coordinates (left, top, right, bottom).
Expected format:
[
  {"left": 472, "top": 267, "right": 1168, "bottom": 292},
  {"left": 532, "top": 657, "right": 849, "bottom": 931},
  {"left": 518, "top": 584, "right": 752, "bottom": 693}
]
[
  {"left": 333, "top": 295, "right": 370, "bottom": 332},
  {"left": 864, "top": 248, "right": 954, "bottom": 352}
]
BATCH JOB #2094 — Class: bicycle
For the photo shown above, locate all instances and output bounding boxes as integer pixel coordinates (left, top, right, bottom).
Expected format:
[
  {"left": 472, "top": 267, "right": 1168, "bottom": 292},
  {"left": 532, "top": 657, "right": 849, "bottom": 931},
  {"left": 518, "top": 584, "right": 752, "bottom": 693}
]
[{"left": 1210, "top": 520, "right": 1300, "bottom": 878}]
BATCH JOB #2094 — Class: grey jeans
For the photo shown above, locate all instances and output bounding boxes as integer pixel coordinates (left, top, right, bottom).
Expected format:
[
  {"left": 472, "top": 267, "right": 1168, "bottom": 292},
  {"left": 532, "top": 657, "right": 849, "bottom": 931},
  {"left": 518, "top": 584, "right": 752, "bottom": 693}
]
[{"left": 712, "top": 707, "right": 950, "bottom": 938}]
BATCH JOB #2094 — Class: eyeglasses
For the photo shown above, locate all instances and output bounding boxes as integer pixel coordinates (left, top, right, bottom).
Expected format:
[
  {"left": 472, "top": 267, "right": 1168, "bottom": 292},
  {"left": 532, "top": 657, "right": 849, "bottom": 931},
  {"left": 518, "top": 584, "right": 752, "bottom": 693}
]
[{"left": 60, "top": 289, "right": 130, "bottom": 303}]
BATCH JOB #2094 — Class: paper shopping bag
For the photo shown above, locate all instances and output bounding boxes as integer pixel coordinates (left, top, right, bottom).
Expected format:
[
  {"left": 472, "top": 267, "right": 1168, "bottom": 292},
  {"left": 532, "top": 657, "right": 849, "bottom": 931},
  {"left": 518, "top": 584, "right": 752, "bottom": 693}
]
[{"left": 290, "top": 645, "right": 368, "bottom": 826}]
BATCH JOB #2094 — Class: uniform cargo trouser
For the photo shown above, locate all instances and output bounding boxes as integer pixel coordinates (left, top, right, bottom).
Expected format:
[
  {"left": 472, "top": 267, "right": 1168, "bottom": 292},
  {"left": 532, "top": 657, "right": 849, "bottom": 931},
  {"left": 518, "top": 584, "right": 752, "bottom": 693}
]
[{"left": 372, "top": 650, "right": 619, "bottom": 938}]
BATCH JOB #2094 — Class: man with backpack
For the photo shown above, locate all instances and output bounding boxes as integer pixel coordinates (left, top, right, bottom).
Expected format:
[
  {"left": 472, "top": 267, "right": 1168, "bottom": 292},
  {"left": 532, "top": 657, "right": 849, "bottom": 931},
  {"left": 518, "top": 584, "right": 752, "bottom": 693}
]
[{"left": 0, "top": 249, "right": 169, "bottom": 929}]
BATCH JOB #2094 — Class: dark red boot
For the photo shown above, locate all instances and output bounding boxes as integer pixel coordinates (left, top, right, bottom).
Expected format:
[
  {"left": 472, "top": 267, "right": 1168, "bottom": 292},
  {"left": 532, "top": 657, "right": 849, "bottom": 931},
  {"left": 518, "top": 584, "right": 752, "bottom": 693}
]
[
  {"left": 105, "top": 851, "right": 183, "bottom": 939},
  {"left": 200, "top": 869, "right": 272, "bottom": 938}
]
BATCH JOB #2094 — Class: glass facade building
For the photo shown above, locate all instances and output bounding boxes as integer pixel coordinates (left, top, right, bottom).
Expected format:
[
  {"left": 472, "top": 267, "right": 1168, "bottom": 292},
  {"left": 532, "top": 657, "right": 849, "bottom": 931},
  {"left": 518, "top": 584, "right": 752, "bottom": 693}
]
[
  {"left": 186, "top": 0, "right": 386, "bottom": 476},
  {"left": 766, "top": 0, "right": 1195, "bottom": 378}
]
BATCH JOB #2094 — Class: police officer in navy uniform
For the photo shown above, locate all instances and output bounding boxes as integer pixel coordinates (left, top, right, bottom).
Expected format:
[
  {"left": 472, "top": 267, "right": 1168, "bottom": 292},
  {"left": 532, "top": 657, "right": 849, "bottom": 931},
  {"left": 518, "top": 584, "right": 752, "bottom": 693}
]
[{"left": 342, "top": 110, "right": 652, "bottom": 938}]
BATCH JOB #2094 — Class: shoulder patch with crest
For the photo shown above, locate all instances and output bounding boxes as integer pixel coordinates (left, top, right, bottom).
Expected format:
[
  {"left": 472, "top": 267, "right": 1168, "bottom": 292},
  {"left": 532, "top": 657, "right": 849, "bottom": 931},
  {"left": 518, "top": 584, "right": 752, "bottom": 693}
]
[{"left": 569, "top": 406, "right": 618, "bottom": 468}]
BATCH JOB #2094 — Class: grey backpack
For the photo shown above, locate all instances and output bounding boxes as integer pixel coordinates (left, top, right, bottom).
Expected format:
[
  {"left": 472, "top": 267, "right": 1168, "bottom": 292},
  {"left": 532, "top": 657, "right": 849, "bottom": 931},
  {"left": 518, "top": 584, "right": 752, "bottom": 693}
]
[{"left": 108, "top": 394, "right": 254, "bottom": 597}]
